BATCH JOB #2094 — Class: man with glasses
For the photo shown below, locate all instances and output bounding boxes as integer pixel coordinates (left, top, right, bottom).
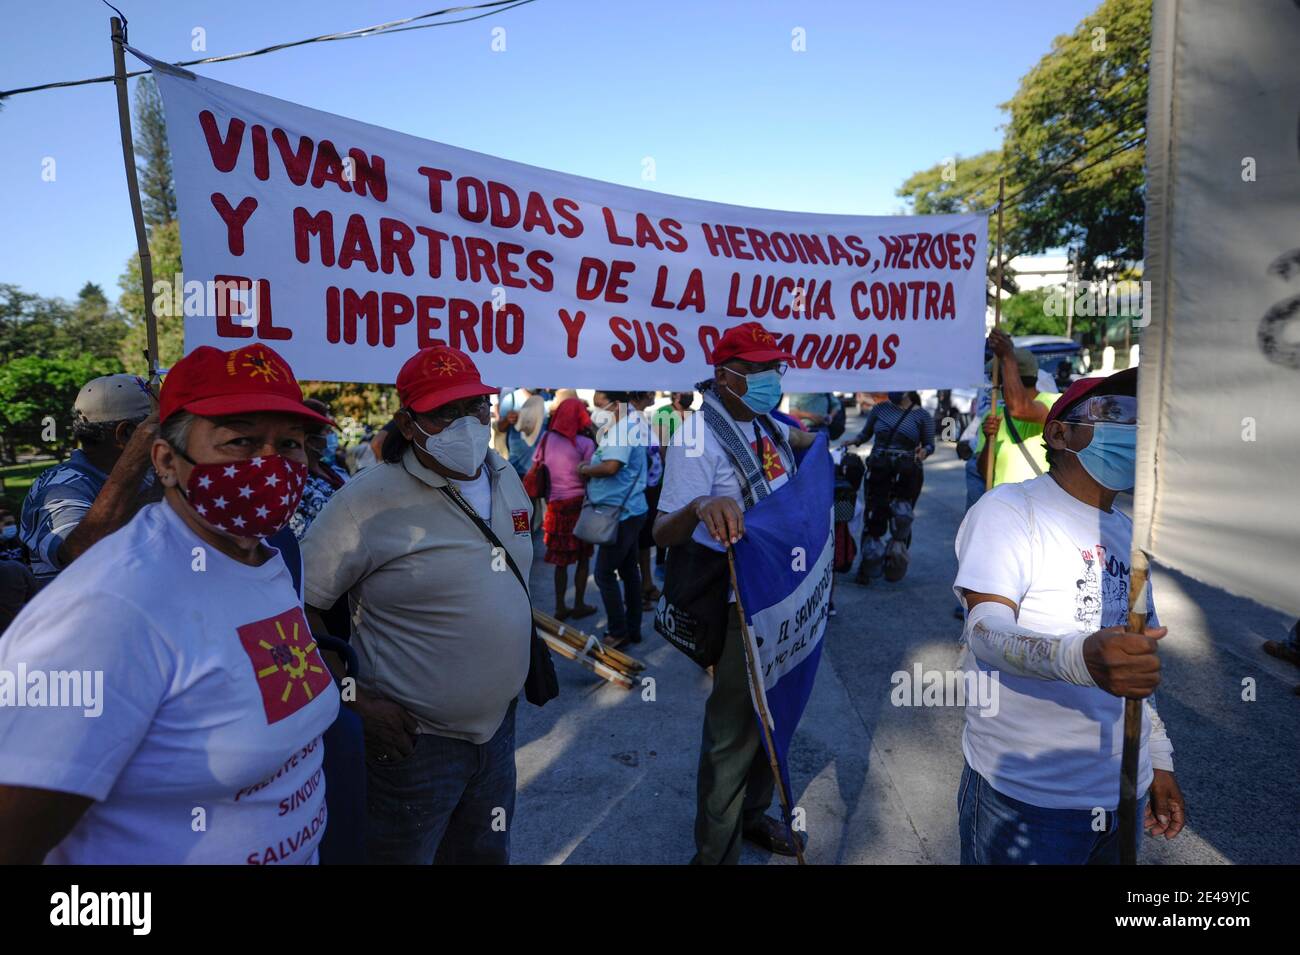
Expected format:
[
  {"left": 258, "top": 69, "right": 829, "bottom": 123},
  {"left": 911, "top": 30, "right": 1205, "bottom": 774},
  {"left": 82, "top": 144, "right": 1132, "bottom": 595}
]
[
  {"left": 655, "top": 322, "right": 815, "bottom": 864},
  {"left": 952, "top": 368, "right": 1187, "bottom": 864},
  {"left": 302, "top": 346, "right": 534, "bottom": 864}
]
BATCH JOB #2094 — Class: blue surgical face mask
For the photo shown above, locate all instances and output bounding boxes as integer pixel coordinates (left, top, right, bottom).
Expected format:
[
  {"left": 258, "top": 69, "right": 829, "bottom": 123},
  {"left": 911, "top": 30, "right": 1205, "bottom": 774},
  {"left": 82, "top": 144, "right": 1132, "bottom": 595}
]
[
  {"left": 724, "top": 368, "right": 782, "bottom": 415},
  {"left": 323, "top": 431, "right": 339, "bottom": 465},
  {"left": 1, "top": 525, "right": 16, "bottom": 541},
  {"left": 1068, "top": 422, "right": 1137, "bottom": 491}
]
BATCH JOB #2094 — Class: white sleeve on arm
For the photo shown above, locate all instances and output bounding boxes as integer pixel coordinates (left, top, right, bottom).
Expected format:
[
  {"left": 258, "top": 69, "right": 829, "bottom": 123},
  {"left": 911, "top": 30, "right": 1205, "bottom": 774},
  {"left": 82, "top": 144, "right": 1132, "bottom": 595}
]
[
  {"left": 953, "top": 487, "right": 1034, "bottom": 605},
  {"left": 301, "top": 491, "right": 374, "bottom": 609},
  {"left": 963, "top": 600, "right": 1096, "bottom": 685},
  {"left": 657, "top": 442, "right": 715, "bottom": 515},
  {"left": 1145, "top": 698, "right": 1174, "bottom": 772}
]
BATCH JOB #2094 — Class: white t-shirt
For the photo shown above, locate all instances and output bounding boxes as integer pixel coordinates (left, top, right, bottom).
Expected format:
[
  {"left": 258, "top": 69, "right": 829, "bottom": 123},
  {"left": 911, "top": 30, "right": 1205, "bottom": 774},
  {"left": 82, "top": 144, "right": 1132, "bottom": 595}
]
[
  {"left": 0, "top": 501, "right": 340, "bottom": 864},
  {"left": 451, "top": 467, "right": 492, "bottom": 520},
  {"left": 657, "top": 396, "right": 793, "bottom": 552},
  {"left": 953, "top": 474, "right": 1161, "bottom": 811}
]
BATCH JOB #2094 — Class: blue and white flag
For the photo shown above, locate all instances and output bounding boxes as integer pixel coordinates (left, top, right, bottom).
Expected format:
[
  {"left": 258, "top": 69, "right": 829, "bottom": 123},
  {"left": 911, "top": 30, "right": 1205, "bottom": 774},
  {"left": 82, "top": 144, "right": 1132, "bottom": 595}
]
[{"left": 731, "top": 431, "right": 834, "bottom": 814}]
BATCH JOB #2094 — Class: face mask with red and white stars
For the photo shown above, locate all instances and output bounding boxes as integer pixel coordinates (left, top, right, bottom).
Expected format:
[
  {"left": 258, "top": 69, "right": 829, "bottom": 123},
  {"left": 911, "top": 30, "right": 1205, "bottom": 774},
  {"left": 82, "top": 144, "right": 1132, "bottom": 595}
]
[{"left": 179, "top": 453, "right": 308, "bottom": 539}]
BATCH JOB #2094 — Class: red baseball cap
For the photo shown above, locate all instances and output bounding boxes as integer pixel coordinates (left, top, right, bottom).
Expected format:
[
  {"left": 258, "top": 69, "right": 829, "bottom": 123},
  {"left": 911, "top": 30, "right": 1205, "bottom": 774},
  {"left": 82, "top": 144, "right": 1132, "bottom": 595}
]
[
  {"left": 1044, "top": 367, "right": 1139, "bottom": 427},
  {"left": 709, "top": 321, "right": 796, "bottom": 365},
  {"left": 160, "top": 344, "right": 332, "bottom": 426},
  {"left": 396, "top": 345, "right": 496, "bottom": 414}
]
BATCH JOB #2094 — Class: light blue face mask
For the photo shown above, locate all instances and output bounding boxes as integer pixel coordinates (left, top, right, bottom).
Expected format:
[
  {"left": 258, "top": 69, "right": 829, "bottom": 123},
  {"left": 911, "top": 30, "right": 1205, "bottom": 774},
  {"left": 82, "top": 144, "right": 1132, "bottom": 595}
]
[
  {"left": 1, "top": 525, "right": 16, "bottom": 541},
  {"left": 1068, "top": 422, "right": 1137, "bottom": 491},
  {"left": 724, "top": 367, "right": 783, "bottom": 415},
  {"left": 323, "top": 430, "right": 339, "bottom": 466}
]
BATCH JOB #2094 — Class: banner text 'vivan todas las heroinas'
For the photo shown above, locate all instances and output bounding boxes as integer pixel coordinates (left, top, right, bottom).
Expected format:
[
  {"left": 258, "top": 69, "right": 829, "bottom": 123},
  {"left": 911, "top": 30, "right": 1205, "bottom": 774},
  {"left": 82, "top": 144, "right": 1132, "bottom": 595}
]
[{"left": 154, "top": 68, "right": 988, "bottom": 390}]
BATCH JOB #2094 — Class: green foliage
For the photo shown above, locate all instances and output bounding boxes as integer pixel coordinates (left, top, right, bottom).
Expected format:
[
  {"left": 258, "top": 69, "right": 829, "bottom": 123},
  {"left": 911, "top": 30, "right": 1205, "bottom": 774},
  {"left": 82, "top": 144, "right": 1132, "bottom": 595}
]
[
  {"left": 0, "top": 283, "right": 127, "bottom": 365},
  {"left": 1001, "top": 0, "right": 1149, "bottom": 277},
  {"left": 1000, "top": 288, "right": 1069, "bottom": 337},
  {"left": 300, "top": 381, "right": 400, "bottom": 427},
  {"left": 896, "top": 0, "right": 1150, "bottom": 279},
  {"left": 0, "top": 354, "right": 124, "bottom": 461},
  {"left": 118, "top": 219, "right": 184, "bottom": 373},
  {"left": 134, "top": 76, "right": 177, "bottom": 231}
]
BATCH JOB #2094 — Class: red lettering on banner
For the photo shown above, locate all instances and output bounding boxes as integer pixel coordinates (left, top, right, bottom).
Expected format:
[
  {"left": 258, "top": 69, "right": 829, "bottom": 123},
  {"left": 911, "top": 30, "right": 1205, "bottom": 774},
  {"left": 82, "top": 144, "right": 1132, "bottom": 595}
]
[
  {"left": 417, "top": 167, "right": 453, "bottom": 213},
  {"left": 339, "top": 214, "right": 379, "bottom": 272},
  {"left": 487, "top": 181, "right": 521, "bottom": 228},
  {"left": 700, "top": 224, "right": 731, "bottom": 257},
  {"left": 381, "top": 292, "right": 414, "bottom": 346},
  {"left": 294, "top": 208, "right": 335, "bottom": 266},
  {"left": 458, "top": 177, "right": 489, "bottom": 222},
  {"left": 347, "top": 149, "right": 388, "bottom": 202},
  {"left": 558, "top": 308, "right": 586, "bottom": 358},
  {"left": 342, "top": 289, "right": 380, "bottom": 345},
  {"left": 379, "top": 218, "right": 415, "bottom": 276},
  {"left": 271, "top": 128, "right": 314, "bottom": 186},
  {"left": 417, "top": 295, "right": 446, "bottom": 347},
  {"left": 522, "top": 191, "right": 556, "bottom": 234},
  {"left": 527, "top": 250, "right": 554, "bottom": 292},
  {"left": 554, "top": 198, "right": 583, "bottom": 238},
  {"left": 199, "top": 111, "right": 244, "bottom": 172},
  {"left": 210, "top": 194, "right": 258, "bottom": 255},
  {"left": 651, "top": 267, "right": 706, "bottom": 312},
  {"left": 213, "top": 275, "right": 254, "bottom": 339},
  {"left": 602, "top": 208, "right": 634, "bottom": 247},
  {"left": 251, "top": 125, "right": 269, "bottom": 181},
  {"left": 310, "top": 140, "right": 352, "bottom": 193},
  {"left": 660, "top": 218, "right": 688, "bottom": 253},
  {"left": 449, "top": 298, "right": 479, "bottom": 350}
]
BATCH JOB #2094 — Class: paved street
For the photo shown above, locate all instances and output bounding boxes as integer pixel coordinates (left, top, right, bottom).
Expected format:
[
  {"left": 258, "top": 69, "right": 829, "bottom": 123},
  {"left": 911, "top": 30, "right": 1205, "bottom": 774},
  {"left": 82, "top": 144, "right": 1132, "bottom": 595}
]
[{"left": 513, "top": 410, "right": 1299, "bottom": 865}]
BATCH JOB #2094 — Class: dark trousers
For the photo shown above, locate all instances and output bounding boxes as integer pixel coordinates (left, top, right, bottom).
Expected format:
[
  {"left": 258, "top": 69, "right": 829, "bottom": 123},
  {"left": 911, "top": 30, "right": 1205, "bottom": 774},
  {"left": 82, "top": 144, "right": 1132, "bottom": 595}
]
[
  {"left": 692, "top": 612, "right": 775, "bottom": 865},
  {"left": 594, "top": 512, "right": 647, "bottom": 638},
  {"left": 365, "top": 699, "right": 517, "bottom": 865},
  {"left": 863, "top": 453, "right": 924, "bottom": 540}
]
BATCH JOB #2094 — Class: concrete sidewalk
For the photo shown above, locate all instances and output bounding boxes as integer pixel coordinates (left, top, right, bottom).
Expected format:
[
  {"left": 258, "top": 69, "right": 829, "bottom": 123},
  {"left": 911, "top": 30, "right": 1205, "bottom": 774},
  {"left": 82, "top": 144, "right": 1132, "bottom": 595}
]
[{"left": 512, "top": 419, "right": 1299, "bottom": 865}]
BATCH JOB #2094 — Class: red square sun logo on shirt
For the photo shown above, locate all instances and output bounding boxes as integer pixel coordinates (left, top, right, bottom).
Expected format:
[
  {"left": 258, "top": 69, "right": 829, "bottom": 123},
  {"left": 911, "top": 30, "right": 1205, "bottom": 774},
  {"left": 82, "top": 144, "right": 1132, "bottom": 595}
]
[
  {"left": 511, "top": 508, "right": 531, "bottom": 534},
  {"left": 236, "top": 607, "right": 334, "bottom": 724},
  {"left": 750, "top": 435, "right": 789, "bottom": 489}
]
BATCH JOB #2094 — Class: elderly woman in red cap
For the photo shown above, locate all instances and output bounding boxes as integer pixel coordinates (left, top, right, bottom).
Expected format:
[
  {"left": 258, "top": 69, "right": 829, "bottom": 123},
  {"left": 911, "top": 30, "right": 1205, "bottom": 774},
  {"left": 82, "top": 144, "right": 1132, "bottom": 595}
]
[
  {"left": 301, "top": 344, "right": 536, "bottom": 865},
  {"left": 540, "top": 396, "right": 598, "bottom": 620},
  {"left": 0, "top": 344, "right": 340, "bottom": 864}
]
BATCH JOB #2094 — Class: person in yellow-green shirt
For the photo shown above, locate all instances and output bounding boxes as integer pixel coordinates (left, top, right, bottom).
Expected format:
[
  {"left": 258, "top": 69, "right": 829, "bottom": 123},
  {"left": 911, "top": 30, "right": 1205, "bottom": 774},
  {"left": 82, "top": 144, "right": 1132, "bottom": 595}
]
[{"left": 977, "top": 330, "right": 1061, "bottom": 486}]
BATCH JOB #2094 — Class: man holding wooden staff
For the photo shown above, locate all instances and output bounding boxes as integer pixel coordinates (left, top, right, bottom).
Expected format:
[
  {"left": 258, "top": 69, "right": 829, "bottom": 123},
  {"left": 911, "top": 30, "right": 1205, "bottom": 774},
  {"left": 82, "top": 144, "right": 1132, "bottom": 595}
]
[
  {"left": 951, "top": 368, "right": 1187, "bottom": 864},
  {"left": 654, "top": 322, "right": 815, "bottom": 864}
]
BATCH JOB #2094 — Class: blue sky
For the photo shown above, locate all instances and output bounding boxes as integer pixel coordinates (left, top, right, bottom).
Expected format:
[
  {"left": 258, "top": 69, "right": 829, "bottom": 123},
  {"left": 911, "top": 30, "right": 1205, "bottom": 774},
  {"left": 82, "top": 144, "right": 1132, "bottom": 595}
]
[{"left": 1, "top": 0, "right": 1096, "bottom": 301}]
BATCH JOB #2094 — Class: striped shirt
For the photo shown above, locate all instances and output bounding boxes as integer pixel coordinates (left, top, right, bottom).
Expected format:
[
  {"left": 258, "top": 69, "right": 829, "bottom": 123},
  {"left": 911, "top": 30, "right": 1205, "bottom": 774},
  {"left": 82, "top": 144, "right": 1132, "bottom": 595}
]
[
  {"left": 852, "top": 402, "right": 935, "bottom": 454},
  {"left": 19, "top": 450, "right": 109, "bottom": 586}
]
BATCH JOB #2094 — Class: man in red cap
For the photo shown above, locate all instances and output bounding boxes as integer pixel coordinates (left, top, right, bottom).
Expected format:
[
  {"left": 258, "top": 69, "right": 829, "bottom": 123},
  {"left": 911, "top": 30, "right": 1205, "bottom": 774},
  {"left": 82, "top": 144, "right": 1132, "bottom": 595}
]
[
  {"left": 0, "top": 343, "right": 341, "bottom": 864},
  {"left": 952, "top": 366, "right": 1187, "bottom": 863},
  {"left": 301, "top": 344, "right": 536, "bottom": 865},
  {"left": 654, "top": 321, "right": 814, "bottom": 864}
]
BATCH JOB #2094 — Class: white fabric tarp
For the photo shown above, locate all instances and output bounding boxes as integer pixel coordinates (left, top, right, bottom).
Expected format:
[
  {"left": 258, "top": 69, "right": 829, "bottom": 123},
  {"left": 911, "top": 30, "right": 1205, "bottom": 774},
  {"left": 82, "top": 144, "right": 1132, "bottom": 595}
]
[{"left": 1137, "top": 0, "right": 1300, "bottom": 616}]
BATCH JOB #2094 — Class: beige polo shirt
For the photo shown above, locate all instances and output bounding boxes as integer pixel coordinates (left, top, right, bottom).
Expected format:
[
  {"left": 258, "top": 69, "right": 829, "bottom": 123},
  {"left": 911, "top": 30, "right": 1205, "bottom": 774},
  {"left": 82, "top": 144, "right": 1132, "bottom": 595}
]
[{"left": 301, "top": 447, "right": 534, "bottom": 744}]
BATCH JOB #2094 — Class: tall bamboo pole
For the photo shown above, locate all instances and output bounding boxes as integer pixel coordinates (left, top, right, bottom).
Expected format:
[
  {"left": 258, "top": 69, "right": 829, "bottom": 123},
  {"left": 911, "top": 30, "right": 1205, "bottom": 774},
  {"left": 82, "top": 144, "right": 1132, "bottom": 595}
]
[
  {"left": 727, "top": 549, "right": 806, "bottom": 866},
  {"left": 985, "top": 177, "right": 1006, "bottom": 491},
  {"left": 110, "top": 17, "right": 160, "bottom": 384}
]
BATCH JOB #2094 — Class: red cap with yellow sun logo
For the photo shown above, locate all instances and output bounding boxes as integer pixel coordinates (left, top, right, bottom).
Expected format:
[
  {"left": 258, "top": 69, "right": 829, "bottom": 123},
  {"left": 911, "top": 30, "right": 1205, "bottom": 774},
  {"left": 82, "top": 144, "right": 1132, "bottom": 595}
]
[
  {"left": 396, "top": 345, "right": 497, "bottom": 414},
  {"left": 159, "top": 344, "right": 332, "bottom": 427}
]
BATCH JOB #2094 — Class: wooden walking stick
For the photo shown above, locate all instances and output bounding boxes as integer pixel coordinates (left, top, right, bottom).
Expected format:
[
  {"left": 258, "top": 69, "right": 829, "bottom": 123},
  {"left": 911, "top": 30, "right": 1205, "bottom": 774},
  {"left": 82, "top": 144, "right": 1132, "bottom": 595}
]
[
  {"left": 1118, "top": 549, "right": 1151, "bottom": 865},
  {"left": 110, "top": 16, "right": 161, "bottom": 385},
  {"left": 985, "top": 177, "right": 1006, "bottom": 492},
  {"left": 726, "top": 547, "right": 806, "bottom": 866}
]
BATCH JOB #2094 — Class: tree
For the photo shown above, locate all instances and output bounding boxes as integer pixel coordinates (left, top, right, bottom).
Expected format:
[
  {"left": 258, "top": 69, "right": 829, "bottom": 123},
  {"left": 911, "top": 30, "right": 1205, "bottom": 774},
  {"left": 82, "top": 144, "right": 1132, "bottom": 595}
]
[
  {"left": 1001, "top": 0, "right": 1149, "bottom": 278},
  {"left": 896, "top": 0, "right": 1150, "bottom": 280},
  {"left": 134, "top": 76, "right": 176, "bottom": 231},
  {"left": 0, "top": 354, "right": 124, "bottom": 463},
  {"left": 118, "top": 219, "right": 184, "bottom": 374},
  {"left": 1000, "top": 288, "right": 1069, "bottom": 337},
  {"left": 895, "top": 149, "right": 1024, "bottom": 298},
  {"left": 0, "top": 283, "right": 127, "bottom": 366}
]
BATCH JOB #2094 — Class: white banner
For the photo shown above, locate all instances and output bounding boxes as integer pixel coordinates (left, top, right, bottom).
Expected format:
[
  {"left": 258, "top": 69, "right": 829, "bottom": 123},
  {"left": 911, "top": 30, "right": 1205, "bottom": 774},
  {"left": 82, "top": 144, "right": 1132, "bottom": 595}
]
[
  {"left": 1138, "top": 0, "right": 1300, "bottom": 617},
  {"left": 151, "top": 63, "right": 988, "bottom": 391}
]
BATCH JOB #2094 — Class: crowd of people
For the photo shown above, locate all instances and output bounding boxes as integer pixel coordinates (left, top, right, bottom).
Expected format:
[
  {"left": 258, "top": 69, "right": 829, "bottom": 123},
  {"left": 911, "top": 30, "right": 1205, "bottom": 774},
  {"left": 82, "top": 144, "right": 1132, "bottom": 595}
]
[{"left": 0, "top": 319, "right": 1216, "bottom": 866}]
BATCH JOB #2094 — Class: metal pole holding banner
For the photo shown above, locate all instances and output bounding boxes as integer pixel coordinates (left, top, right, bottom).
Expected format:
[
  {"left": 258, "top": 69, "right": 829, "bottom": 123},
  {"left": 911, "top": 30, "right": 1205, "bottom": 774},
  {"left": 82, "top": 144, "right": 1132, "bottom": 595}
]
[
  {"left": 985, "top": 177, "right": 1005, "bottom": 491},
  {"left": 726, "top": 548, "right": 806, "bottom": 866},
  {"left": 110, "top": 16, "right": 160, "bottom": 384}
]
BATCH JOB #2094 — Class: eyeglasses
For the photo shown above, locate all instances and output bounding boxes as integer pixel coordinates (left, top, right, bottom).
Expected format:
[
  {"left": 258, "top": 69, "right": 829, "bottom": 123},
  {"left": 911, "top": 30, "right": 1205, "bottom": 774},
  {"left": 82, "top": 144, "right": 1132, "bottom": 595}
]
[
  {"left": 422, "top": 395, "right": 491, "bottom": 427},
  {"left": 1062, "top": 395, "right": 1138, "bottom": 425},
  {"left": 723, "top": 362, "right": 789, "bottom": 379}
]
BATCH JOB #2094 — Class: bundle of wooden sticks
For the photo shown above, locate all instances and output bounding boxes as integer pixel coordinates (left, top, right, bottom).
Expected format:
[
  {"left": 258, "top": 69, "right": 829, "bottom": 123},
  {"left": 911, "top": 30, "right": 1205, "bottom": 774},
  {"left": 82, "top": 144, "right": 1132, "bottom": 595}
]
[{"left": 532, "top": 610, "right": 646, "bottom": 690}]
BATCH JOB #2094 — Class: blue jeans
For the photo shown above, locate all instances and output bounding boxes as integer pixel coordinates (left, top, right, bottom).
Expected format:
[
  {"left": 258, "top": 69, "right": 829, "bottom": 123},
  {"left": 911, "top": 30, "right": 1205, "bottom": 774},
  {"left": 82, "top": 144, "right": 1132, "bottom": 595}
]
[
  {"left": 958, "top": 761, "right": 1144, "bottom": 865},
  {"left": 366, "top": 699, "right": 517, "bottom": 864},
  {"left": 595, "top": 512, "right": 647, "bottom": 638}
]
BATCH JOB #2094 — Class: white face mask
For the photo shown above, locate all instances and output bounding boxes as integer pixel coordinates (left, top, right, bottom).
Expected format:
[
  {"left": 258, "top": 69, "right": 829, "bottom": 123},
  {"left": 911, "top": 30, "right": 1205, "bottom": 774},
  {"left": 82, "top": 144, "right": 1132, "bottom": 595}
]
[
  {"left": 590, "top": 406, "right": 614, "bottom": 432},
  {"left": 413, "top": 415, "right": 491, "bottom": 476}
]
